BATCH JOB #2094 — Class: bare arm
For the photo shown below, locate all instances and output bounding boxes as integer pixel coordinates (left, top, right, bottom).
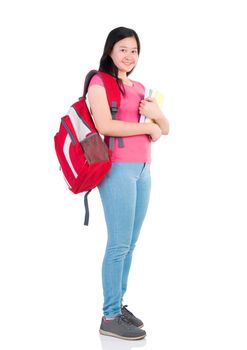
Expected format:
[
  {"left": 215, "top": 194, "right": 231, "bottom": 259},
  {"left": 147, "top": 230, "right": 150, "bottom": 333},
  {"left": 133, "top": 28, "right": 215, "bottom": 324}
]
[
  {"left": 154, "top": 111, "right": 170, "bottom": 135},
  {"left": 87, "top": 85, "right": 162, "bottom": 141}
]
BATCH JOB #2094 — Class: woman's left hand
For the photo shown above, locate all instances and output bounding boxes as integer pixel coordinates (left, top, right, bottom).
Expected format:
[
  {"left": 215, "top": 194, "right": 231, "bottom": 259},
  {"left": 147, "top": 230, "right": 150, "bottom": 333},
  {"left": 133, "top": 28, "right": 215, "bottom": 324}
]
[{"left": 139, "top": 97, "right": 162, "bottom": 121}]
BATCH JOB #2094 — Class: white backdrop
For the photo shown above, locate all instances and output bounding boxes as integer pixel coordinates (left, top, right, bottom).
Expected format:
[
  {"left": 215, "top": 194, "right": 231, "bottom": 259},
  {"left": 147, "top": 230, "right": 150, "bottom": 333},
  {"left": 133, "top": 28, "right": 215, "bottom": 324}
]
[{"left": 1, "top": 0, "right": 247, "bottom": 349}]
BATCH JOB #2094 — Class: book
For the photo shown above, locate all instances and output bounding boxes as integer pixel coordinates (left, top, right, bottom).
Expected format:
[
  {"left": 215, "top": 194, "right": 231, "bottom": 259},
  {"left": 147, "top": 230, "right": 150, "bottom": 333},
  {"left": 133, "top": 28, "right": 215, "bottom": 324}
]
[{"left": 139, "top": 88, "right": 165, "bottom": 123}]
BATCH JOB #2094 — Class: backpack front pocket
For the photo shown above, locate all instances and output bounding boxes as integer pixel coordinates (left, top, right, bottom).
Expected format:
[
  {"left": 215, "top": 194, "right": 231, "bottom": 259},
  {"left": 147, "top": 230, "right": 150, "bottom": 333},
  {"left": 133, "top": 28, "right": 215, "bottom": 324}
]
[{"left": 81, "top": 133, "right": 109, "bottom": 164}]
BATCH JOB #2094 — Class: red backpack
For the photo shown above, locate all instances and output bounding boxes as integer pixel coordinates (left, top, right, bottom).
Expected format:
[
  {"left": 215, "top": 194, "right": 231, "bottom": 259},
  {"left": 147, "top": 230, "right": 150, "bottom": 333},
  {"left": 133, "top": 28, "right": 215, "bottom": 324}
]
[{"left": 54, "top": 70, "right": 122, "bottom": 225}]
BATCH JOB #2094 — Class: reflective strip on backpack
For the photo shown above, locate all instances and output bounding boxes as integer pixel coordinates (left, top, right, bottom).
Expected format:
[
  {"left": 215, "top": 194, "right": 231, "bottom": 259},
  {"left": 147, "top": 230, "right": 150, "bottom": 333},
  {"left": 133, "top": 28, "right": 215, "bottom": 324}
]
[
  {"left": 68, "top": 107, "right": 91, "bottom": 142},
  {"left": 63, "top": 134, "right": 78, "bottom": 178}
]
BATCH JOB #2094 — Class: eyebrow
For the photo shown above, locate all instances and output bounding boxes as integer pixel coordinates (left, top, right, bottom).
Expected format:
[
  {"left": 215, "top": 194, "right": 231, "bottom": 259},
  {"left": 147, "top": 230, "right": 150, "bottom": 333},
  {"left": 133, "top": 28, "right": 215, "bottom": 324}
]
[{"left": 119, "top": 46, "right": 138, "bottom": 50}]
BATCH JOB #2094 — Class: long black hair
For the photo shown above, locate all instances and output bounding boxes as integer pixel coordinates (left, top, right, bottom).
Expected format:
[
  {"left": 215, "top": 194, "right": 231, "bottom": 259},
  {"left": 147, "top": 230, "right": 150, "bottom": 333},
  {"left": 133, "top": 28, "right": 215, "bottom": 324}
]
[{"left": 99, "top": 27, "right": 141, "bottom": 94}]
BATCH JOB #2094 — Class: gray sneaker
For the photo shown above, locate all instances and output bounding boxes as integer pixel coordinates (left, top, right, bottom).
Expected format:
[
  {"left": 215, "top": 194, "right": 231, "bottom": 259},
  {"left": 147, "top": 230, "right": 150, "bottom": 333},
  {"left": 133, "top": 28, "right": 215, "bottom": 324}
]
[
  {"left": 99, "top": 315, "right": 146, "bottom": 340},
  {"left": 121, "top": 305, "right": 144, "bottom": 328}
]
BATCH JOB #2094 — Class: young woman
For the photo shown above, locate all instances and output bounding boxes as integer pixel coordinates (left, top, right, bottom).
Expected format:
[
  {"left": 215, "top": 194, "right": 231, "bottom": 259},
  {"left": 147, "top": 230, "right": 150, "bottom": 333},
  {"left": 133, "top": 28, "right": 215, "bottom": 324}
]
[{"left": 88, "top": 27, "right": 169, "bottom": 340}]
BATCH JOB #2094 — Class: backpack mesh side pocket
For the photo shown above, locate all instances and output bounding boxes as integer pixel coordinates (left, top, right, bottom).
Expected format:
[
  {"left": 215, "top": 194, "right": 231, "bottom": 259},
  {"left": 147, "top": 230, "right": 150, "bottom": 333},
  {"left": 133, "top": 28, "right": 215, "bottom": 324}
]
[{"left": 81, "top": 133, "right": 109, "bottom": 164}]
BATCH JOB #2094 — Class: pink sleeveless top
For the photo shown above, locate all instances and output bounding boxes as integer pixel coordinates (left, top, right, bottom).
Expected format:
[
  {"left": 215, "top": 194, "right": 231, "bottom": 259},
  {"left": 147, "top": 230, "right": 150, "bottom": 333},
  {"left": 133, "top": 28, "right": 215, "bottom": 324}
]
[{"left": 89, "top": 74, "right": 151, "bottom": 163}]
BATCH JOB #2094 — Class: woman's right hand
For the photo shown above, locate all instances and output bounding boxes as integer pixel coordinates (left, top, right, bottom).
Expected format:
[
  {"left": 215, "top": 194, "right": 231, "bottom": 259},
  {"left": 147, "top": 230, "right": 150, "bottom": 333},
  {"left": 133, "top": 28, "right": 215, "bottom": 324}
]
[{"left": 149, "top": 123, "right": 162, "bottom": 142}]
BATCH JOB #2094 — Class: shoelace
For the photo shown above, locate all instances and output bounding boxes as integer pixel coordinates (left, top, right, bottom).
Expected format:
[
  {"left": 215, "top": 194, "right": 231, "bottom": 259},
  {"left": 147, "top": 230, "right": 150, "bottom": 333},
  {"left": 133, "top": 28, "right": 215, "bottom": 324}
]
[{"left": 122, "top": 304, "right": 134, "bottom": 316}]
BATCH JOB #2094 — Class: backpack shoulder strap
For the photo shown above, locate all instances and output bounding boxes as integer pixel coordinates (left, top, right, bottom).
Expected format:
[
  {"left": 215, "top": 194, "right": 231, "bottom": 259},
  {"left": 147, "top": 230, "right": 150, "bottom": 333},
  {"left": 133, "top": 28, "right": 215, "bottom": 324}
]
[
  {"left": 97, "top": 71, "right": 123, "bottom": 149},
  {"left": 97, "top": 71, "right": 121, "bottom": 109}
]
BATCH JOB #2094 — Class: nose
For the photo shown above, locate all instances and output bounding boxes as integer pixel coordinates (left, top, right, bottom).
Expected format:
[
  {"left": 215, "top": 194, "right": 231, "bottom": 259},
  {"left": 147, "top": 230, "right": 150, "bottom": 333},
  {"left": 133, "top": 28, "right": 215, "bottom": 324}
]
[
  {"left": 126, "top": 50, "right": 134, "bottom": 59},
  {"left": 126, "top": 55, "right": 134, "bottom": 63}
]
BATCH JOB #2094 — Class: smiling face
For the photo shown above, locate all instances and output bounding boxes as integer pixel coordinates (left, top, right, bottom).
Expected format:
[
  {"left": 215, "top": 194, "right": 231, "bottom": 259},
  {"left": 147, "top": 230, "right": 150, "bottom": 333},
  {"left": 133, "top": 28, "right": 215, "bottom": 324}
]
[{"left": 110, "top": 37, "right": 139, "bottom": 76}]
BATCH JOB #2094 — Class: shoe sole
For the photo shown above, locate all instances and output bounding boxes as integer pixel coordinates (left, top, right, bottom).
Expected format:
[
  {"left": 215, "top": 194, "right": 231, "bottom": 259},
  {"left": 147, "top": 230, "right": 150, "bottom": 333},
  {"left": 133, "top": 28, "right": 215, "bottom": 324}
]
[{"left": 99, "top": 329, "right": 146, "bottom": 340}]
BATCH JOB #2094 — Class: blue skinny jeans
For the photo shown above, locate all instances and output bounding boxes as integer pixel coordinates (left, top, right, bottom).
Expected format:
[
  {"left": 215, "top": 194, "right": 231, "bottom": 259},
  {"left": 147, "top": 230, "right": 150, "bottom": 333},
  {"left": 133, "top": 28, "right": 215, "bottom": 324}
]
[{"left": 98, "top": 162, "right": 151, "bottom": 317}]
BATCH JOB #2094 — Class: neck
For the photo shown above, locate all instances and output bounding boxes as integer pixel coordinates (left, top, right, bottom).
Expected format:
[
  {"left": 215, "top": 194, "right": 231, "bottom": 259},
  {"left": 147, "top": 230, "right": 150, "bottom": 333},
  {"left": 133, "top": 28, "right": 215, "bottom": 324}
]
[{"left": 118, "top": 71, "right": 127, "bottom": 80}]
